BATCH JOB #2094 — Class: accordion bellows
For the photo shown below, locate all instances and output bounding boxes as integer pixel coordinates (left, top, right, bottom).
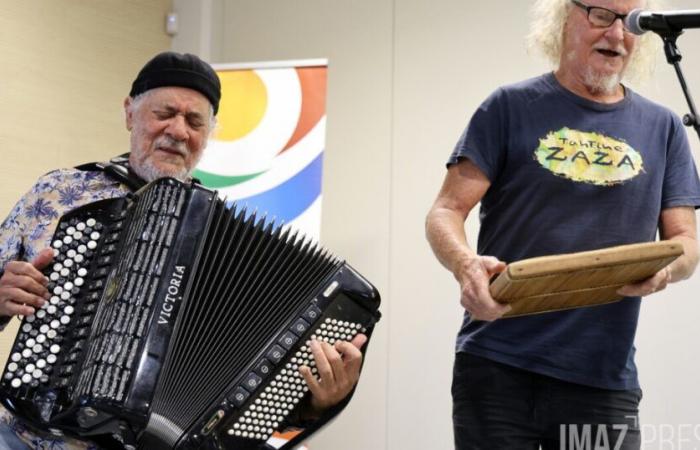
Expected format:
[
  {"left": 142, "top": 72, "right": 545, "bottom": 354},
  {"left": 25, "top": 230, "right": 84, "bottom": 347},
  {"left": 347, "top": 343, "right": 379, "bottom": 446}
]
[
  {"left": 490, "top": 241, "right": 683, "bottom": 317},
  {"left": 0, "top": 178, "right": 381, "bottom": 450}
]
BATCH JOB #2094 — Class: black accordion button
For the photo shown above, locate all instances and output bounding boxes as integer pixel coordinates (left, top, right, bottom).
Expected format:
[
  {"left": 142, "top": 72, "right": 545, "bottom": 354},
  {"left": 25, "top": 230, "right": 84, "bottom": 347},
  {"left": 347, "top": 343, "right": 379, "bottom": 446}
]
[
  {"left": 254, "top": 358, "right": 274, "bottom": 379},
  {"left": 242, "top": 372, "right": 262, "bottom": 392},
  {"left": 289, "top": 318, "right": 311, "bottom": 337},
  {"left": 302, "top": 305, "right": 322, "bottom": 324},
  {"left": 277, "top": 332, "right": 298, "bottom": 350},
  {"left": 227, "top": 387, "right": 249, "bottom": 407},
  {"left": 266, "top": 345, "right": 286, "bottom": 364}
]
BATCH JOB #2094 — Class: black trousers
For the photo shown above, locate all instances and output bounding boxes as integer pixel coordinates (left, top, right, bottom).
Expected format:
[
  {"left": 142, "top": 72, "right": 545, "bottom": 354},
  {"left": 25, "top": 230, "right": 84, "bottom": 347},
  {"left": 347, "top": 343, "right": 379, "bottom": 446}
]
[{"left": 452, "top": 352, "right": 642, "bottom": 450}]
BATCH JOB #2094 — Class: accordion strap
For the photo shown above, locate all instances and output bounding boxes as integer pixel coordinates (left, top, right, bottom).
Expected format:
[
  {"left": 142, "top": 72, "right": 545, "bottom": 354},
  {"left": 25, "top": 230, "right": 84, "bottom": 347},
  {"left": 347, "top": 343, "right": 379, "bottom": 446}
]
[{"left": 75, "top": 152, "right": 147, "bottom": 192}]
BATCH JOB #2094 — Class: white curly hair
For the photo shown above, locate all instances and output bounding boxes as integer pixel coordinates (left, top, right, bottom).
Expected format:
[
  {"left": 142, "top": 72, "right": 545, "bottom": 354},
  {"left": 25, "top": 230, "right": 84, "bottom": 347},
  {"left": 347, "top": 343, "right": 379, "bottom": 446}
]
[{"left": 527, "top": 0, "right": 665, "bottom": 83}]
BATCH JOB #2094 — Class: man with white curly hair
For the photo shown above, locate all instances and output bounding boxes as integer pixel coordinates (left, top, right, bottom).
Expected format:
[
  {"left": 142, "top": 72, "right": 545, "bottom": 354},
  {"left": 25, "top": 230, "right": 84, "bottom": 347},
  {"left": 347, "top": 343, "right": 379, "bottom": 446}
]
[{"left": 426, "top": 0, "right": 700, "bottom": 448}]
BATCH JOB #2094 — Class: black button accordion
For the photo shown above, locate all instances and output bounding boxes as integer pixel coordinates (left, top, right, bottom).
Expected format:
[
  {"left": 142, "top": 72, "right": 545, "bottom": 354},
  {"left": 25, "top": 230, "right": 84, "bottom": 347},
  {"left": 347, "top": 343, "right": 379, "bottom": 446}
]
[{"left": 0, "top": 178, "right": 381, "bottom": 449}]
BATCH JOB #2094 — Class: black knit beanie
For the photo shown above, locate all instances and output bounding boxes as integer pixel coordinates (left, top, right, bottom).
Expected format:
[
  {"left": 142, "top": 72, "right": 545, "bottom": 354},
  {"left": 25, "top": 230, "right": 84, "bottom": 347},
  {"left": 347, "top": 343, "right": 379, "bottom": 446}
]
[{"left": 129, "top": 52, "right": 221, "bottom": 114}]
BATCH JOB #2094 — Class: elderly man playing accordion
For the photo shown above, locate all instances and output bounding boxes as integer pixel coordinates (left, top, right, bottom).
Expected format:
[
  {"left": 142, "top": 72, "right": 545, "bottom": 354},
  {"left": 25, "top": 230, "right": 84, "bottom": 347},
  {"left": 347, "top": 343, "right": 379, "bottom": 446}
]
[{"left": 0, "top": 52, "right": 366, "bottom": 450}]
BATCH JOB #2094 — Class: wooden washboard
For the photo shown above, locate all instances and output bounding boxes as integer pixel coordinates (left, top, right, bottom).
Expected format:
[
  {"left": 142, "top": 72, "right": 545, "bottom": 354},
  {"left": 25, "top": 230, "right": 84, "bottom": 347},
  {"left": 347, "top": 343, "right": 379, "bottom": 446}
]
[{"left": 490, "top": 241, "right": 683, "bottom": 318}]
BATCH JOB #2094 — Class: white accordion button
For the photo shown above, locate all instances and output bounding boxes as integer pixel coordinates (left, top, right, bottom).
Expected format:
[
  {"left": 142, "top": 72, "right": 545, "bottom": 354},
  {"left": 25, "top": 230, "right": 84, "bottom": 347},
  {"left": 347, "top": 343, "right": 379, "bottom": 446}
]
[
  {"left": 87, "top": 241, "right": 97, "bottom": 250},
  {"left": 86, "top": 218, "right": 96, "bottom": 227},
  {"left": 52, "top": 240, "right": 62, "bottom": 249},
  {"left": 76, "top": 222, "right": 86, "bottom": 231}
]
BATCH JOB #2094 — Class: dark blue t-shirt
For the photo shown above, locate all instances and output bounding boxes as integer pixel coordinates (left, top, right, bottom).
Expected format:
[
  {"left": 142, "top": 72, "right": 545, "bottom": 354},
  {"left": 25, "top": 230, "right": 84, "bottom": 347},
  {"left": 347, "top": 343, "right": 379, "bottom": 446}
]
[{"left": 449, "top": 72, "right": 700, "bottom": 390}]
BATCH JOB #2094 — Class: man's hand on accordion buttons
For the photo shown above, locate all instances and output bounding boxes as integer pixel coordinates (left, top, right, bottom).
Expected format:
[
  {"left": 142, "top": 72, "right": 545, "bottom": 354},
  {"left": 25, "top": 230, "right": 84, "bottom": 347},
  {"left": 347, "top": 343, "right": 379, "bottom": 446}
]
[
  {"left": 299, "top": 333, "right": 367, "bottom": 413},
  {"left": 0, "top": 248, "right": 53, "bottom": 318},
  {"left": 455, "top": 255, "right": 510, "bottom": 321}
]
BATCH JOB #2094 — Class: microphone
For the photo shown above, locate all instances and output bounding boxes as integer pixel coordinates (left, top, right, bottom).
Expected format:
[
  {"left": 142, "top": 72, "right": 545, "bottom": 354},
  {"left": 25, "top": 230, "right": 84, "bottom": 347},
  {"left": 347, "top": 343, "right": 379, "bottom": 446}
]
[{"left": 625, "top": 9, "right": 700, "bottom": 35}]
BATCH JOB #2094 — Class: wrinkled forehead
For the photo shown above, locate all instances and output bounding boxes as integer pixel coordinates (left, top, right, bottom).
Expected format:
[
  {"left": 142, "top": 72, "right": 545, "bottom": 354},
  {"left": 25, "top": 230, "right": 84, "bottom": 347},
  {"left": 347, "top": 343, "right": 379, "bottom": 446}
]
[{"left": 139, "top": 86, "right": 212, "bottom": 115}]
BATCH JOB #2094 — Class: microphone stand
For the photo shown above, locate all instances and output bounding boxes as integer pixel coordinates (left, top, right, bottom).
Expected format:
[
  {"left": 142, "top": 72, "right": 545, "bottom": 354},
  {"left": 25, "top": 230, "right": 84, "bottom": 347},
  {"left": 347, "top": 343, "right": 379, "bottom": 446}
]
[{"left": 659, "top": 30, "right": 700, "bottom": 143}]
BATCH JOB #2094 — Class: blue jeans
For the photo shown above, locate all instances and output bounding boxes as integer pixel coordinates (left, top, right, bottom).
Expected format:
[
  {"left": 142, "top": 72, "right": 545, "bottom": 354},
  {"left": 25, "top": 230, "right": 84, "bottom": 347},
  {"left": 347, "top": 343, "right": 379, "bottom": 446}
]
[
  {"left": 0, "top": 422, "right": 30, "bottom": 449},
  {"left": 452, "top": 352, "right": 642, "bottom": 450}
]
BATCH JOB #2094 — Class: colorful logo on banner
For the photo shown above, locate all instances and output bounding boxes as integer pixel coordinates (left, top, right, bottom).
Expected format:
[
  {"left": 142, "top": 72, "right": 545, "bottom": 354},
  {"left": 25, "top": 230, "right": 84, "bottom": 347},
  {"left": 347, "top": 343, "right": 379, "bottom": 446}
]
[{"left": 193, "top": 64, "right": 327, "bottom": 241}]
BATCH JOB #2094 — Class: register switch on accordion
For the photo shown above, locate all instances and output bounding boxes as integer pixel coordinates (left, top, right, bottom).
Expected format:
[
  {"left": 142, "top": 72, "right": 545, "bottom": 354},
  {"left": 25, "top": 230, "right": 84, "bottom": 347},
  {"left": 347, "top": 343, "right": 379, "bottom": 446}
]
[{"left": 0, "top": 178, "right": 382, "bottom": 450}]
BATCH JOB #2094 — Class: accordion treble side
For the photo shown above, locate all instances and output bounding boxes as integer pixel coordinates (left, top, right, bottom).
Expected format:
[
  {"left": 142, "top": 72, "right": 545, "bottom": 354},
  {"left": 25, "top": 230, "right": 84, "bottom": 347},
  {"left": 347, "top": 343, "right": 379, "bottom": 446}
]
[{"left": 0, "top": 178, "right": 381, "bottom": 450}]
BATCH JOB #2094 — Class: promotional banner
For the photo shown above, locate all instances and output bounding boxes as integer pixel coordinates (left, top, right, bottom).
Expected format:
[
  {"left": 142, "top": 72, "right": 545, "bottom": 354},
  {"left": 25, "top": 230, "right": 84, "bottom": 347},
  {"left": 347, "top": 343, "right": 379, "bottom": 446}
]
[{"left": 194, "top": 60, "right": 328, "bottom": 242}]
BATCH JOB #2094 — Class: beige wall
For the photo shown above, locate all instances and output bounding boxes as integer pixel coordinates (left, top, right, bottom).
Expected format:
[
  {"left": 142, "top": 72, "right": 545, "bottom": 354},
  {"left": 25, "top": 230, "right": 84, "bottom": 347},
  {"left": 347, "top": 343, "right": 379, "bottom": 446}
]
[
  {"left": 0, "top": 0, "right": 172, "bottom": 359},
  {"left": 172, "top": 0, "right": 700, "bottom": 449}
]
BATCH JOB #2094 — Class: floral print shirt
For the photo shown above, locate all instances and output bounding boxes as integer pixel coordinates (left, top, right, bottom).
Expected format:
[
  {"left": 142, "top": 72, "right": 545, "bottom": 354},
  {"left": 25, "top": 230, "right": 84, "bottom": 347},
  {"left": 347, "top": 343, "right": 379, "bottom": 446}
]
[{"left": 0, "top": 167, "right": 130, "bottom": 450}]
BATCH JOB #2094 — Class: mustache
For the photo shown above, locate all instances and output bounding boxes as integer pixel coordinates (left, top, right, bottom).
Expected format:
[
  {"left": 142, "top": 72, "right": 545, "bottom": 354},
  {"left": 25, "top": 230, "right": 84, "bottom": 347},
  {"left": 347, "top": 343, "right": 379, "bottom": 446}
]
[{"left": 154, "top": 137, "right": 188, "bottom": 156}]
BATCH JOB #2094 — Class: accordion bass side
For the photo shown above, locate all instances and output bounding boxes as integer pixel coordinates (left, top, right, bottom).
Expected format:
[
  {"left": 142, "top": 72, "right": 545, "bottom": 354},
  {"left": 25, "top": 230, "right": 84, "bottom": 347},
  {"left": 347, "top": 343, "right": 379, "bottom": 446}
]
[{"left": 0, "top": 178, "right": 381, "bottom": 450}]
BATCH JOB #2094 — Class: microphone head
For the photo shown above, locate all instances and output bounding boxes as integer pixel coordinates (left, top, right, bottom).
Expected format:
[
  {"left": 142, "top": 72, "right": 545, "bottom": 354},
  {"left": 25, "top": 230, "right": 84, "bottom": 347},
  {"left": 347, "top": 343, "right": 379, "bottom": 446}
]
[{"left": 625, "top": 9, "right": 646, "bottom": 35}]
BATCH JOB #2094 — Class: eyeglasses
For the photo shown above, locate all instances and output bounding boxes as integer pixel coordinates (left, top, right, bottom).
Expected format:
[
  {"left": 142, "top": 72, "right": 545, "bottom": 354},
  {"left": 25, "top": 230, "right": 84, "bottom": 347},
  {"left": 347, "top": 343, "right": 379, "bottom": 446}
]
[{"left": 571, "top": 0, "right": 629, "bottom": 29}]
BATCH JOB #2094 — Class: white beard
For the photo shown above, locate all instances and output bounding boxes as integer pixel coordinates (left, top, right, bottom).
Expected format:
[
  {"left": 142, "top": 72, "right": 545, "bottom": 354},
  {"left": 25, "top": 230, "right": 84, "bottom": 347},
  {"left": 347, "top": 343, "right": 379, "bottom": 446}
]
[
  {"left": 130, "top": 155, "right": 190, "bottom": 182},
  {"left": 582, "top": 66, "right": 622, "bottom": 96}
]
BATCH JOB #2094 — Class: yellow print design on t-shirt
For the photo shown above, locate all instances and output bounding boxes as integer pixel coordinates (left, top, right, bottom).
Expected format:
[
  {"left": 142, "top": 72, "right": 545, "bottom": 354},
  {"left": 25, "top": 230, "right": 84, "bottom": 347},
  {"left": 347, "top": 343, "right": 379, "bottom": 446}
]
[{"left": 534, "top": 127, "right": 644, "bottom": 186}]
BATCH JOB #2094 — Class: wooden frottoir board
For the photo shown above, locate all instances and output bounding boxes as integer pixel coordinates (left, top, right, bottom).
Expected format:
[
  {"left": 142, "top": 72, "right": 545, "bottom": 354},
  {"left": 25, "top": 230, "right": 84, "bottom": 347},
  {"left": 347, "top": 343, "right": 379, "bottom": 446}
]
[{"left": 490, "top": 241, "right": 683, "bottom": 317}]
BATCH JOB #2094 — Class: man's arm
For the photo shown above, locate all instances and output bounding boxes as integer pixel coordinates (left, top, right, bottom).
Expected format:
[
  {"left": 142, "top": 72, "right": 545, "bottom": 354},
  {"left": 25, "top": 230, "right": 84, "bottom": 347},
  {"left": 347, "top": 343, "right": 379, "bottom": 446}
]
[
  {"left": 425, "top": 159, "right": 510, "bottom": 321},
  {"left": 618, "top": 207, "right": 699, "bottom": 296}
]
